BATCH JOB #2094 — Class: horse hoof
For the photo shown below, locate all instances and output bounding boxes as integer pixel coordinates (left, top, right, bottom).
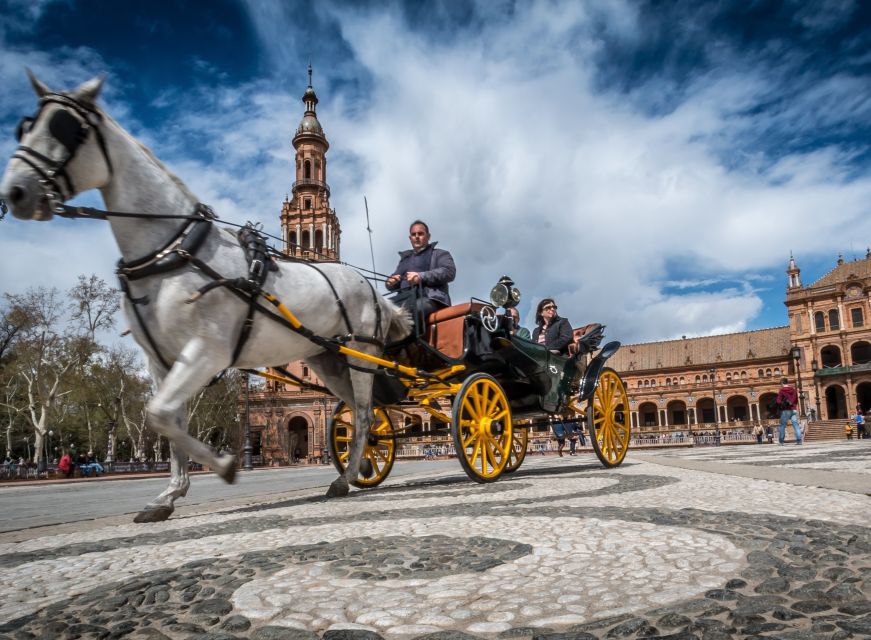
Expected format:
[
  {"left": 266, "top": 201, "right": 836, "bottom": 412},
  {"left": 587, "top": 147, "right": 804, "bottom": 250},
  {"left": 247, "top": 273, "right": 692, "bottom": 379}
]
[
  {"left": 133, "top": 505, "right": 173, "bottom": 523},
  {"left": 326, "top": 477, "right": 349, "bottom": 498},
  {"left": 360, "top": 458, "right": 374, "bottom": 479},
  {"left": 217, "top": 455, "right": 237, "bottom": 484}
]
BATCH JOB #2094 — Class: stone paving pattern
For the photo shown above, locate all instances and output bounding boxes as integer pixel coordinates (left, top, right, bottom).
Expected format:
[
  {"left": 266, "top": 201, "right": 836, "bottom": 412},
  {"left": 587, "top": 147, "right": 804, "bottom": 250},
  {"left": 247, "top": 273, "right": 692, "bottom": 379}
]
[{"left": 1, "top": 441, "right": 870, "bottom": 639}]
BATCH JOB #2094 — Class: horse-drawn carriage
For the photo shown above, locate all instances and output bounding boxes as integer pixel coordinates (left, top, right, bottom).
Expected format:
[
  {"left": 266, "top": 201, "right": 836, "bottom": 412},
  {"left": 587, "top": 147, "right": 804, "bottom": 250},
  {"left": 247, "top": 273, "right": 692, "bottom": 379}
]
[
  {"left": 322, "top": 277, "right": 631, "bottom": 487},
  {"left": 2, "top": 72, "right": 629, "bottom": 521}
]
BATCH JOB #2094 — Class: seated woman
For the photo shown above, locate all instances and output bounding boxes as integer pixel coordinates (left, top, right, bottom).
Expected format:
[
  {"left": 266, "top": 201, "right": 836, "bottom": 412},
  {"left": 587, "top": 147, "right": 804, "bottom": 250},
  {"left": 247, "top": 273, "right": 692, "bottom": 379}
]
[{"left": 532, "top": 298, "right": 573, "bottom": 355}]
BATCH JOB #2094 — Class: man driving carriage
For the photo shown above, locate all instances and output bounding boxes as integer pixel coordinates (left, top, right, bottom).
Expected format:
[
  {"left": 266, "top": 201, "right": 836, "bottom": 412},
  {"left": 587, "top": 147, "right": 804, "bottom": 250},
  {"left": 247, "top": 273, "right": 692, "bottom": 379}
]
[{"left": 385, "top": 220, "right": 456, "bottom": 319}]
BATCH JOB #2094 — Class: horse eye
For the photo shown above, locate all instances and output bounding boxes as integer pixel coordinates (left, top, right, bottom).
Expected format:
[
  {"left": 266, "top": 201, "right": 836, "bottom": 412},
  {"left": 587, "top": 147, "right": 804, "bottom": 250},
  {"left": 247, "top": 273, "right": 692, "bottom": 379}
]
[{"left": 15, "top": 117, "right": 34, "bottom": 142}]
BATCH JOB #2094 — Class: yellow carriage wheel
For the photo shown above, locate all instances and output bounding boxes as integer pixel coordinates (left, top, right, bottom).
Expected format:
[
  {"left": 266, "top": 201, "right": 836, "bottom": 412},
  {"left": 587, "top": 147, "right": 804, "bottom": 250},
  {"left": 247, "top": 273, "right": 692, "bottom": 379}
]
[
  {"left": 451, "top": 373, "right": 513, "bottom": 483},
  {"left": 502, "top": 426, "right": 528, "bottom": 474},
  {"left": 328, "top": 402, "right": 396, "bottom": 488},
  {"left": 587, "top": 367, "right": 630, "bottom": 467}
]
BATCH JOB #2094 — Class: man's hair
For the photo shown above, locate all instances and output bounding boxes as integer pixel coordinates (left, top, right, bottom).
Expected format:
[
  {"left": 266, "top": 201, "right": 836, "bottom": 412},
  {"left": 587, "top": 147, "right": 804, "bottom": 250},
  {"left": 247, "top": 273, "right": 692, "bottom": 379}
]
[
  {"left": 409, "top": 220, "right": 430, "bottom": 234},
  {"left": 780, "top": 377, "right": 789, "bottom": 385}
]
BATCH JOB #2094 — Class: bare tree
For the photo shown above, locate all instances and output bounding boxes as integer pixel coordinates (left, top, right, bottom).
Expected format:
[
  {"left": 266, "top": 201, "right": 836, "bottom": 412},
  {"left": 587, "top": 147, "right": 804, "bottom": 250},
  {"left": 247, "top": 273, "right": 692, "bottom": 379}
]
[
  {"left": 3, "top": 288, "right": 84, "bottom": 465},
  {"left": 69, "top": 275, "right": 119, "bottom": 341}
]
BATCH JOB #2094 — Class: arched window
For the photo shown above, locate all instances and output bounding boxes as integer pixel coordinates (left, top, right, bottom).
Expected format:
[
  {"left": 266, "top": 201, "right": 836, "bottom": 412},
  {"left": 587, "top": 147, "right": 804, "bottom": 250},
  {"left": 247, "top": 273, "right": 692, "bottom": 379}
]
[
  {"left": 651, "top": 379, "right": 657, "bottom": 387},
  {"left": 815, "top": 312, "right": 825, "bottom": 332},
  {"left": 829, "top": 309, "right": 840, "bottom": 330},
  {"left": 851, "top": 341, "right": 871, "bottom": 365},
  {"left": 665, "top": 378, "right": 671, "bottom": 386},
  {"left": 301, "top": 230, "right": 310, "bottom": 248},
  {"left": 695, "top": 375, "right": 701, "bottom": 385},
  {"left": 740, "top": 371, "right": 747, "bottom": 381},
  {"left": 315, "top": 229, "right": 324, "bottom": 251},
  {"left": 289, "top": 231, "right": 297, "bottom": 247},
  {"left": 702, "top": 374, "right": 708, "bottom": 383},
  {"left": 821, "top": 345, "right": 842, "bottom": 368},
  {"left": 302, "top": 366, "right": 309, "bottom": 378},
  {"left": 758, "top": 369, "right": 764, "bottom": 378},
  {"left": 852, "top": 307, "right": 865, "bottom": 328},
  {"left": 637, "top": 381, "right": 643, "bottom": 388},
  {"left": 774, "top": 367, "right": 781, "bottom": 377},
  {"left": 304, "top": 160, "right": 311, "bottom": 179},
  {"left": 766, "top": 368, "right": 772, "bottom": 377},
  {"left": 726, "top": 373, "right": 732, "bottom": 383},
  {"left": 679, "top": 377, "right": 685, "bottom": 386}
]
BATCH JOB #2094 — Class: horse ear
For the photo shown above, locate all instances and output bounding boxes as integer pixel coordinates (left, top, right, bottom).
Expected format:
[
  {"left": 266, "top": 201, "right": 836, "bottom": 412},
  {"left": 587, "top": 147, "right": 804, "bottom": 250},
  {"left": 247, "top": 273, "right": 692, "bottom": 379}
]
[
  {"left": 73, "top": 74, "right": 106, "bottom": 104},
  {"left": 25, "top": 68, "right": 49, "bottom": 97}
]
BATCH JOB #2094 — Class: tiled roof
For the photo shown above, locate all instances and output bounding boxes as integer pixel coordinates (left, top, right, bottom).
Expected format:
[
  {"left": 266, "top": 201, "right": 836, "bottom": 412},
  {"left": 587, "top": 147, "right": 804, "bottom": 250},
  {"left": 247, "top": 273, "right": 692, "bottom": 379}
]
[
  {"left": 609, "top": 326, "right": 791, "bottom": 373},
  {"left": 808, "top": 257, "right": 871, "bottom": 288}
]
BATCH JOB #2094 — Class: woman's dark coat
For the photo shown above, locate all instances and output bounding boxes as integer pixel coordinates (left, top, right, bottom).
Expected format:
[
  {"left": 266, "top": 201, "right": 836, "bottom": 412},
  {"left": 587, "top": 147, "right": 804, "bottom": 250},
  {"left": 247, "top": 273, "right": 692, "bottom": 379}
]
[{"left": 532, "top": 316, "right": 573, "bottom": 354}]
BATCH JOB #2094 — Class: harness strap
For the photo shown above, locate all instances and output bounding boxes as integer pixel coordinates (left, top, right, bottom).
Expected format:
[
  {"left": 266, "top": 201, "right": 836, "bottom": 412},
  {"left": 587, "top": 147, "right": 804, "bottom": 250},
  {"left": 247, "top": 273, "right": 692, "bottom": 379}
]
[
  {"left": 297, "top": 261, "right": 354, "bottom": 335},
  {"left": 117, "top": 277, "right": 171, "bottom": 371}
]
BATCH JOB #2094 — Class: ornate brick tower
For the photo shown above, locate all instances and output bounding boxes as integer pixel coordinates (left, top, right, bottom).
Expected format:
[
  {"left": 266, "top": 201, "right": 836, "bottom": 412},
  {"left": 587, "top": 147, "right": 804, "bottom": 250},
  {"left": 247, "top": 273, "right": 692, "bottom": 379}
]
[
  {"left": 246, "top": 67, "right": 342, "bottom": 468},
  {"left": 280, "top": 65, "right": 341, "bottom": 261}
]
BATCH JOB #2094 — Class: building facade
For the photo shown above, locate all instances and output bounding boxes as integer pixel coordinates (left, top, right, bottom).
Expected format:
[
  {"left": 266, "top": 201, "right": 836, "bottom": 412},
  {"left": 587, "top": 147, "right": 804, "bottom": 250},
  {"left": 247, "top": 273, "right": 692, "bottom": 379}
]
[{"left": 610, "top": 252, "right": 871, "bottom": 434}]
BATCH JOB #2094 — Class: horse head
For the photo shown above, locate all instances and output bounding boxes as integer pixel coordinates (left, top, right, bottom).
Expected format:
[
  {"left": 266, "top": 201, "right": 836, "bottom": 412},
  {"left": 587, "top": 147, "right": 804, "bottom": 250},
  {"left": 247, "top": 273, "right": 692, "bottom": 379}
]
[{"left": 0, "top": 70, "right": 111, "bottom": 221}]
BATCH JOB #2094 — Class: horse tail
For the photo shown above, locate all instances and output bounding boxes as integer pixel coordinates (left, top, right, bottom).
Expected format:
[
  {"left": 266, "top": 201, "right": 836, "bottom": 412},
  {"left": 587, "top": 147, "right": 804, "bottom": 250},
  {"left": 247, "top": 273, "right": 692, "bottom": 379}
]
[{"left": 383, "top": 298, "right": 412, "bottom": 343}]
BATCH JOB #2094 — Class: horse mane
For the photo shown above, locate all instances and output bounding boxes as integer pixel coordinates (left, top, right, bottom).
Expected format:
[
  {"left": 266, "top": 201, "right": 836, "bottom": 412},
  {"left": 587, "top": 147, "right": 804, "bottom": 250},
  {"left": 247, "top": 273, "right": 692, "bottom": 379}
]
[{"left": 99, "top": 107, "right": 199, "bottom": 202}]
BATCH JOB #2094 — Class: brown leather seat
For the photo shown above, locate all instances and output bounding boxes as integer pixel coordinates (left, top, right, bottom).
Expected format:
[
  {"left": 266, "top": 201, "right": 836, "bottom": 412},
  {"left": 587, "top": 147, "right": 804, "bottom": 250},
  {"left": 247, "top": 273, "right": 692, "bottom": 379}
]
[{"left": 426, "top": 302, "right": 485, "bottom": 359}]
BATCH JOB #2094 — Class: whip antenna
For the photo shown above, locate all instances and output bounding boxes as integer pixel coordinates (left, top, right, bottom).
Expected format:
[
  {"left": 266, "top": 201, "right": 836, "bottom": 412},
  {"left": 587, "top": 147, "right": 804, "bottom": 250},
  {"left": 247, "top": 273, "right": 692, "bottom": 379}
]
[{"left": 364, "top": 196, "right": 378, "bottom": 288}]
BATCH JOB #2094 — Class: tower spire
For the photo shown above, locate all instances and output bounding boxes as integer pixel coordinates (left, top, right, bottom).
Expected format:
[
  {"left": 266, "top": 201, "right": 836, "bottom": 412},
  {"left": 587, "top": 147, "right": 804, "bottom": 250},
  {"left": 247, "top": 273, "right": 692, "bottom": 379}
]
[{"left": 787, "top": 251, "right": 801, "bottom": 289}]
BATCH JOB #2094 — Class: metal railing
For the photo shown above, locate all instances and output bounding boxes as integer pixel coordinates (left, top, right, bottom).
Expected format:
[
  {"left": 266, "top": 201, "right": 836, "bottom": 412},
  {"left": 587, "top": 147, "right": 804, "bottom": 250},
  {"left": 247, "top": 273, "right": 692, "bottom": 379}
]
[{"left": 292, "top": 178, "right": 330, "bottom": 195}]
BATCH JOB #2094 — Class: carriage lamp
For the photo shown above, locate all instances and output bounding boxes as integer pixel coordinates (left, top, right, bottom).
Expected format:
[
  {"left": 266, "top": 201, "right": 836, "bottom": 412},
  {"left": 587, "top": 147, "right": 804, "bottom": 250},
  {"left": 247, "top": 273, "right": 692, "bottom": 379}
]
[{"left": 490, "top": 275, "right": 521, "bottom": 309}]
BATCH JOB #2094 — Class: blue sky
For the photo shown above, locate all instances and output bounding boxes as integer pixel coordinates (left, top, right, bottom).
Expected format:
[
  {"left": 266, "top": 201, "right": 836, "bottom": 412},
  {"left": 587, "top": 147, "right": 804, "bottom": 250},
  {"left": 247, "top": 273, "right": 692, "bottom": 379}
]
[{"left": 1, "top": 0, "right": 869, "bottom": 345}]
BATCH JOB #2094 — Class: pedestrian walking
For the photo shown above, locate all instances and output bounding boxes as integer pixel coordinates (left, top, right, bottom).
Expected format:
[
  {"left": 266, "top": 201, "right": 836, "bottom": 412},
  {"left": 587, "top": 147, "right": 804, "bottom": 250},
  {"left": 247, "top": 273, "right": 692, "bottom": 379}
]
[
  {"left": 854, "top": 412, "right": 866, "bottom": 439},
  {"left": 776, "top": 378, "right": 801, "bottom": 445},
  {"left": 58, "top": 451, "right": 74, "bottom": 479},
  {"left": 752, "top": 424, "right": 764, "bottom": 444},
  {"left": 551, "top": 419, "right": 568, "bottom": 457}
]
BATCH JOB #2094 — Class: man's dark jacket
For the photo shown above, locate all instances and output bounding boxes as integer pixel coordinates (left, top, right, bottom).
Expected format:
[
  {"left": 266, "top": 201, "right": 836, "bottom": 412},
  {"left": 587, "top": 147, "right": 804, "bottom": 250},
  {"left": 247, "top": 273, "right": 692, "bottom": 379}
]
[
  {"left": 386, "top": 242, "right": 456, "bottom": 307},
  {"left": 532, "top": 316, "right": 573, "bottom": 354}
]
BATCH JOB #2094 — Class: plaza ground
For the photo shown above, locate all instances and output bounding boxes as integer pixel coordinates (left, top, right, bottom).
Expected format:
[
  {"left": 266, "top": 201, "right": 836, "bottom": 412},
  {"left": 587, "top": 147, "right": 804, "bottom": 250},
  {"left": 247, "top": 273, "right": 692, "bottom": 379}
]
[{"left": 1, "top": 441, "right": 870, "bottom": 639}]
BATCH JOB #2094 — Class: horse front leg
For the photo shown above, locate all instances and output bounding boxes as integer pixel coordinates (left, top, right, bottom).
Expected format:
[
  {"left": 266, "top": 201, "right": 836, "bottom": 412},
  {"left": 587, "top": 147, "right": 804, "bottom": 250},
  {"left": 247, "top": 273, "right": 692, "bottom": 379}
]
[
  {"left": 134, "top": 339, "right": 236, "bottom": 524},
  {"left": 133, "top": 442, "right": 190, "bottom": 523}
]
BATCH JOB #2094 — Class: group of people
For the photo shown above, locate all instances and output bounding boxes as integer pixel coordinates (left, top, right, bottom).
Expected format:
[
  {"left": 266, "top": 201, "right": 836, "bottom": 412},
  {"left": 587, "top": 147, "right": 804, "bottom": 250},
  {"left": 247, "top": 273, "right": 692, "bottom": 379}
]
[
  {"left": 57, "top": 450, "right": 104, "bottom": 478},
  {"left": 846, "top": 409, "right": 867, "bottom": 440}
]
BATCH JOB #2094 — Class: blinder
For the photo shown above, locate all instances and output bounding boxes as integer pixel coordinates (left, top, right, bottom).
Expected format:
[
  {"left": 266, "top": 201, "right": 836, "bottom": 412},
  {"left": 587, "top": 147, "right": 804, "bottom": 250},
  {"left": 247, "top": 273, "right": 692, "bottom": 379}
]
[{"left": 48, "top": 109, "right": 87, "bottom": 153}]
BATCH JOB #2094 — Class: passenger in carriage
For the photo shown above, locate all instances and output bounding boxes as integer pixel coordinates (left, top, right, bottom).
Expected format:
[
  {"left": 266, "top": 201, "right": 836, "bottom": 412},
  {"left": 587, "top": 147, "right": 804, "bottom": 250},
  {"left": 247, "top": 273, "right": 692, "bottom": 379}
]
[
  {"left": 385, "top": 220, "right": 456, "bottom": 319},
  {"left": 505, "top": 307, "right": 531, "bottom": 340},
  {"left": 532, "top": 298, "right": 573, "bottom": 355}
]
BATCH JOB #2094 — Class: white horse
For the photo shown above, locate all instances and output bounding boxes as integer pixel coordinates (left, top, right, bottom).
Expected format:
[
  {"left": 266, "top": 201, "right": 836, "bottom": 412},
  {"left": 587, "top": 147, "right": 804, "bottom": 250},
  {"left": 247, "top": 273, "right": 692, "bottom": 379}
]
[{"left": 0, "top": 72, "right": 410, "bottom": 522}]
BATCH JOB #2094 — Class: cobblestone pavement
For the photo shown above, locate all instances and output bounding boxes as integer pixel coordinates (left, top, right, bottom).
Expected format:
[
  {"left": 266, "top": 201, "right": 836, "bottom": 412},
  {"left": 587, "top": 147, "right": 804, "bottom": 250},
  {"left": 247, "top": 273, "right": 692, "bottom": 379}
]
[{"left": 1, "top": 441, "right": 870, "bottom": 640}]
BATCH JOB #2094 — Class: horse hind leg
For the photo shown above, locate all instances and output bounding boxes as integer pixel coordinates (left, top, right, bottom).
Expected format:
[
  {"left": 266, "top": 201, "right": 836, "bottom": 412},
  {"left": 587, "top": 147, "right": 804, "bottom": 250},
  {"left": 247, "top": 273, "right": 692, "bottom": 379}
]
[
  {"left": 328, "top": 364, "right": 377, "bottom": 498},
  {"left": 134, "top": 443, "right": 190, "bottom": 523}
]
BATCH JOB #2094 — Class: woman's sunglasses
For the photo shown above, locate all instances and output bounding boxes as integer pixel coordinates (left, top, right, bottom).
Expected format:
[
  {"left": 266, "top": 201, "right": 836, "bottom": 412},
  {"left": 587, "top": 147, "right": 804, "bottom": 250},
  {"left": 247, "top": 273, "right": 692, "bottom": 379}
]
[{"left": 542, "top": 304, "right": 557, "bottom": 311}]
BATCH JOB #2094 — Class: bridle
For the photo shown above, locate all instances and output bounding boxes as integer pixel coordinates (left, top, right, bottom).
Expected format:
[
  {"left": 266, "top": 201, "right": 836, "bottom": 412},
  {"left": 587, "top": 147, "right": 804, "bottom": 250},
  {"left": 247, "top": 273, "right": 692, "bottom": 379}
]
[{"left": 12, "top": 92, "right": 113, "bottom": 213}]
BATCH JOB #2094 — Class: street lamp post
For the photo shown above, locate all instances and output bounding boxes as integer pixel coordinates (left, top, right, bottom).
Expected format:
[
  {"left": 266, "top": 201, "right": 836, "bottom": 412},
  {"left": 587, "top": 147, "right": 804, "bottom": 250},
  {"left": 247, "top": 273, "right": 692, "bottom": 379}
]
[
  {"left": 811, "top": 358, "right": 822, "bottom": 420},
  {"left": 710, "top": 368, "right": 721, "bottom": 446},
  {"left": 243, "top": 372, "right": 253, "bottom": 471},
  {"left": 687, "top": 395, "right": 695, "bottom": 441},
  {"left": 47, "top": 430, "right": 53, "bottom": 464},
  {"left": 790, "top": 346, "right": 805, "bottom": 418}
]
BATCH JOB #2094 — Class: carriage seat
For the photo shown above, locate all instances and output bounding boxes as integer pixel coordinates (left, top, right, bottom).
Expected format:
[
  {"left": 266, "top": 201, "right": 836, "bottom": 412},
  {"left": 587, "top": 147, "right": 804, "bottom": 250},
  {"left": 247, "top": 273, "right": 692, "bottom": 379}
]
[
  {"left": 426, "top": 302, "right": 485, "bottom": 359},
  {"left": 568, "top": 323, "right": 604, "bottom": 356}
]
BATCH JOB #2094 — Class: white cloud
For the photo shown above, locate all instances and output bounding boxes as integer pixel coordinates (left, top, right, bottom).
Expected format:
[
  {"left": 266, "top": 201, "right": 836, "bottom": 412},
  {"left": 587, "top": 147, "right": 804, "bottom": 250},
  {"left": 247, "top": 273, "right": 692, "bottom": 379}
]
[{"left": 1, "top": 1, "right": 869, "bottom": 348}]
